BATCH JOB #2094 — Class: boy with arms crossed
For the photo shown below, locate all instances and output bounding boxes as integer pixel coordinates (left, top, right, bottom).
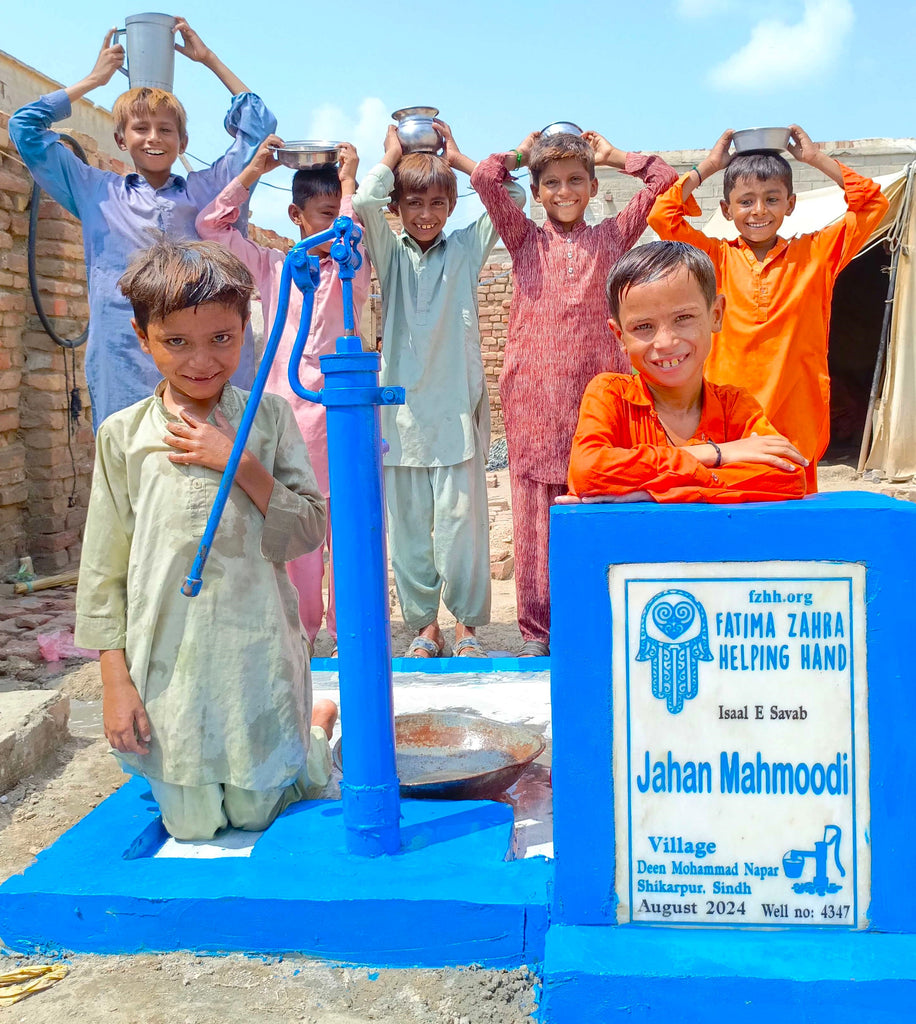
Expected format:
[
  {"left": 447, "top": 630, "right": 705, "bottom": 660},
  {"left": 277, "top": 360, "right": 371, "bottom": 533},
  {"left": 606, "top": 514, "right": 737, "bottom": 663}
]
[
  {"left": 11, "top": 20, "right": 276, "bottom": 429},
  {"left": 648, "top": 125, "right": 888, "bottom": 492},
  {"left": 197, "top": 136, "right": 371, "bottom": 654},
  {"left": 471, "top": 131, "right": 677, "bottom": 655},
  {"left": 352, "top": 122, "right": 525, "bottom": 658},
  {"left": 568, "top": 241, "right": 807, "bottom": 503},
  {"left": 75, "top": 239, "right": 335, "bottom": 840}
]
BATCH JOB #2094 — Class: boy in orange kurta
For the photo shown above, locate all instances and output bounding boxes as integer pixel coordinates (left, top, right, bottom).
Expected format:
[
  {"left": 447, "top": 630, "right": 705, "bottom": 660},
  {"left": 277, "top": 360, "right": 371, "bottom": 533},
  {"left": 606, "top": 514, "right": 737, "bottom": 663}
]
[
  {"left": 647, "top": 125, "right": 888, "bottom": 492},
  {"left": 567, "top": 242, "right": 807, "bottom": 504}
]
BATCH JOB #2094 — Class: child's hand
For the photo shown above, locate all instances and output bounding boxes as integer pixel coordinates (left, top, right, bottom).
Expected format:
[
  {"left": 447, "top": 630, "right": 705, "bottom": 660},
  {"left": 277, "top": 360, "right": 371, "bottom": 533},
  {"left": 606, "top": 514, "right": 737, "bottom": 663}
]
[
  {"left": 704, "top": 129, "right": 734, "bottom": 176},
  {"left": 505, "top": 131, "right": 539, "bottom": 171},
  {"left": 718, "top": 432, "right": 808, "bottom": 472},
  {"left": 173, "top": 17, "right": 212, "bottom": 64},
  {"left": 101, "top": 651, "right": 151, "bottom": 756},
  {"left": 582, "top": 131, "right": 625, "bottom": 169},
  {"left": 86, "top": 28, "right": 126, "bottom": 88},
  {"left": 434, "top": 119, "right": 461, "bottom": 166},
  {"left": 337, "top": 142, "right": 359, "bottom": 183},
  {"left": 555, "top": 491, "right": 653, "bottom": 504},
  {"left": 164, "top": 409, "right": 237, "bottom": 473},
  {"left": 241, "top": 135, "right": 284, "bottom": 186},
  {"left": 382, "top": 124, "right": 403, "bottom": 169},
  {"left": 787, "top": 125, "right": 820, "bottom": 165}
]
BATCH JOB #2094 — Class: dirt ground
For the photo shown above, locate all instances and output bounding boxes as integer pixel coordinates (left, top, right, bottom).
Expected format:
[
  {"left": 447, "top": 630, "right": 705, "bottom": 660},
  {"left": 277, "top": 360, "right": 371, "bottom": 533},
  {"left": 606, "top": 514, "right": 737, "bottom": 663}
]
[
  {"left": 1, "top": 459, "right": 910, "bottom": 1021},
  {"left": 0, "top": 469, "right": 540, "bottom": 1023}
]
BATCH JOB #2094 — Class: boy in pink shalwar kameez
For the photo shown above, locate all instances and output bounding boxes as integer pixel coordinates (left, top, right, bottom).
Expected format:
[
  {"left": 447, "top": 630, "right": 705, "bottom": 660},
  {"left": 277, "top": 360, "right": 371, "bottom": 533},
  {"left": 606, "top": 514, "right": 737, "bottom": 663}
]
[
  {"left": 471, "top": 130, "right": 676, "bottom": 655},
  {"left": 197, "top": 136, "right": 371, "bottom": 651}
]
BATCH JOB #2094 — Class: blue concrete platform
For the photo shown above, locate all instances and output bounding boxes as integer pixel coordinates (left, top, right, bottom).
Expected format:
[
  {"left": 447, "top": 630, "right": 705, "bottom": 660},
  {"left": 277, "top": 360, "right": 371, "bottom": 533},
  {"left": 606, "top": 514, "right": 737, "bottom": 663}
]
[
  {"left": 0, "top": 777, "right": 550, "bottom": 966},
  {"left": 541, "top": 925, "right": 916, "bottom": 1022},
  {"left": 310, "top": 656, "right": 550, "bottom": 673}
]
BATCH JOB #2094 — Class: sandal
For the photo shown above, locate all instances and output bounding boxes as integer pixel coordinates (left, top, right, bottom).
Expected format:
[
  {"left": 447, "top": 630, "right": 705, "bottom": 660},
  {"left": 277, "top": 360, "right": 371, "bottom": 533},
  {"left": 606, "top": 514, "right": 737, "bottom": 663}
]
[
  {"left": 405, "top": 635, "right": 451, "bottom": 658},
  {"left": 455, "top": 636, "right": 488, "bottom": 658},
  {"left": 519, "top": 639, "right": 550, "bottom": 657}
]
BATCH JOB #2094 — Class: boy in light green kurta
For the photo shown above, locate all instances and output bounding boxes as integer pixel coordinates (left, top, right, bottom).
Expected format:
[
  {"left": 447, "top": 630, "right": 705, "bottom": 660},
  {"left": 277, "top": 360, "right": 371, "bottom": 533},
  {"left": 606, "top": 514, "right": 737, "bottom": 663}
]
[
  {"left": 74, "top": 238, "right": 337, "bottom": 841},
  {"left": 352, "top": 121, "right": 525, "bottom": 659}
]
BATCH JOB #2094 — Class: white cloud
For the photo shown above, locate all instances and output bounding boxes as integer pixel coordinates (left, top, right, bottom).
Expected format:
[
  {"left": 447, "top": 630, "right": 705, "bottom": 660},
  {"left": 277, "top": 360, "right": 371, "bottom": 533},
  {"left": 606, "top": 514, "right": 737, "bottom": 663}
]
[
  {"left": 307, "top": 97, "right": 390, "bottom": 167},
  {"left": 247, "top": 97, "right": 391, "bottom": 237},
  {"left": 708, "top": 0, "right": 854, "bottom": 90},
  {"left": 675, "top": 0, "right": 733, "bottom": 17}
]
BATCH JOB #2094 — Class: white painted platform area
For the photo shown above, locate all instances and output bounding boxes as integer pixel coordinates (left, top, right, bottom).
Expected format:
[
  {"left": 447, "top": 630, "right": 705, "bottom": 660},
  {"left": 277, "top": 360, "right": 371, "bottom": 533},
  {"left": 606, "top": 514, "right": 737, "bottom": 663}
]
[{"left": 79, "top": 669, "right": 554, "bottom": 862}]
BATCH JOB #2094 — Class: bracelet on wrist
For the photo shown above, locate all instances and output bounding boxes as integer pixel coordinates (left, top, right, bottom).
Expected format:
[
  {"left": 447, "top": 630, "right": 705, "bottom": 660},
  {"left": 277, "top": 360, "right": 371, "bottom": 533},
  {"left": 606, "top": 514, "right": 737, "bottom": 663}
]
[
  {"left": 691, "top": 164, "right": 703, "bottom": 184},
  {"left": 708, "top": 440, "right": 722, "bottom": 467},
  {"left": 510, "top": 149, "right": 523, "bottom": 169}
]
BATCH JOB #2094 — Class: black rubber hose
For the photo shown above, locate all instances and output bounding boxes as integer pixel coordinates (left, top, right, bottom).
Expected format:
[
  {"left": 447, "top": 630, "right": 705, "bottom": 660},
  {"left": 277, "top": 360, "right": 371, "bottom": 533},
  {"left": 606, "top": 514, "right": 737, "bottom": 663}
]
[{"left": 27, "top": 133, "right": 89, "bottom": 349}]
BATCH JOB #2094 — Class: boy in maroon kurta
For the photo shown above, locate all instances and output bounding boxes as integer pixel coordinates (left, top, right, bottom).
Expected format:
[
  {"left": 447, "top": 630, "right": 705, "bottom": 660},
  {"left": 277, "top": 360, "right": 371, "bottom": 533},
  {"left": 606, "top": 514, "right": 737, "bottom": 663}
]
[{"left": 470, "top": 131, "right": 676, "bottom": 655}]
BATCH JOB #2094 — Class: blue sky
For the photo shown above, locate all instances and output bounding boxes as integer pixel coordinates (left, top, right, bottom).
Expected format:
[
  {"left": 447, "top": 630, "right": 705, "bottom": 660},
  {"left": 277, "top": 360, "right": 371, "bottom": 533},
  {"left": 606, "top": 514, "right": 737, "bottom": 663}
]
[{"left": 4, "top": 1, "right": 915, "bottom": 233}]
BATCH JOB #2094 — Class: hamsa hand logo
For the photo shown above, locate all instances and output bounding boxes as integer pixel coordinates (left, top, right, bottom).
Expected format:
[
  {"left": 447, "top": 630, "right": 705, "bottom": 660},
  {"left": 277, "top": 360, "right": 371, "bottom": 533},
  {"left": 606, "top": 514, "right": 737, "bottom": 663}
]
[{"left": 637, "top": 590, "right": 713, "bottom": 714}]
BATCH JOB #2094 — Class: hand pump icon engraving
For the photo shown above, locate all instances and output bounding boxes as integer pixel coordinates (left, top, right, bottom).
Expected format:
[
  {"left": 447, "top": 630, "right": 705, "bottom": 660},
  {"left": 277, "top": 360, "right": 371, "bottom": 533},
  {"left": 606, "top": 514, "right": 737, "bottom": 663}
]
[{"left": 782, "top": 825, "right": 845, "bottom": 896}]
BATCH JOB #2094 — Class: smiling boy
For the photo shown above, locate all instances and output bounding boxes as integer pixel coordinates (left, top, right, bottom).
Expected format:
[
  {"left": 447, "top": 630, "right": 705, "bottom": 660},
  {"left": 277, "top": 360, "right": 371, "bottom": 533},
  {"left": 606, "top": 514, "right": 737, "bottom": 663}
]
[
  {"left": 568, "top": 241, "right": 807, "bottom": 504},
  {"left": 75, "top": 238, "right": 334, "bottom": 840},
  {"left": 471, "top": 130, "right": 677, "bottom": 655},
  {"left": 352, "top": 121, "right": 525, "bottom": 658},
  {"left": 648, "top": 125, "right": 888, "bottom": 492},
  {"left": 10, "top": 20, "right": 276, "bottom": 429}
]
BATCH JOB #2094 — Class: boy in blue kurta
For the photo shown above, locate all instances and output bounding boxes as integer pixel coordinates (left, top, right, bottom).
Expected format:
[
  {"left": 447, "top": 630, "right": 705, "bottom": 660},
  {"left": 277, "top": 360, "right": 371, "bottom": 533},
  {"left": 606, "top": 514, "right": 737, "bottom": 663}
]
[{"left": 10, "top": 19, "right": 276, "bottom": 429}]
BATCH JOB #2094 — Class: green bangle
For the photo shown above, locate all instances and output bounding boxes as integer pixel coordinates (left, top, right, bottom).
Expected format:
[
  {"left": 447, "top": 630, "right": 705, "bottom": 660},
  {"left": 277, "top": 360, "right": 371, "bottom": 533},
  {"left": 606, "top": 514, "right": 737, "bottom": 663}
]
[
  {"left": 691, "top": 164, "right": 703, "bottom": 183},
  {"left": 511, "top": 149, "right": 523, "bottom": 169}
]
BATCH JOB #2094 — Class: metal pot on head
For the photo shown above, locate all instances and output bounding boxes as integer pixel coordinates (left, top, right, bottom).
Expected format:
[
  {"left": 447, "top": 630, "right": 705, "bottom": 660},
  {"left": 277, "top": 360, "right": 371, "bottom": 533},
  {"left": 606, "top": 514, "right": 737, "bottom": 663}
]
[
  {"left": 540, "top": 121, "right": 584, "bottom": 138},
  {"left": 392, "top": 107, "right": 445, "bottom": 155},
  {"left": 114, "top": 13, "right": 177, "bottom": 92}
]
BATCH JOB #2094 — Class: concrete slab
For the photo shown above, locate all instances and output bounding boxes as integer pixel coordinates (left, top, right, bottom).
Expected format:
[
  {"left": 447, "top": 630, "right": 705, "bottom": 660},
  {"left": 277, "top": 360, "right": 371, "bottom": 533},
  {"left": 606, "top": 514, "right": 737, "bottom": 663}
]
[
  {"left": 0, "top": 689, "right": 69, "bottom": 794},
  {"left": 541, "top": 925, "right": 916, "bottom": 1022},
  {"left": 0, "top": 776, "right": 551, "bottom": 966}
]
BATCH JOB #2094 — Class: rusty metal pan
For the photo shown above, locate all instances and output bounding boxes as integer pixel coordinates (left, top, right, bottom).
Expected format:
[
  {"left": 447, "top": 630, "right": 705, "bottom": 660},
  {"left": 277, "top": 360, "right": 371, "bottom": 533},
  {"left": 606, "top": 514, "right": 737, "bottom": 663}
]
[{"left": 333, "top": 711, "right": 546, "bottom": 799}]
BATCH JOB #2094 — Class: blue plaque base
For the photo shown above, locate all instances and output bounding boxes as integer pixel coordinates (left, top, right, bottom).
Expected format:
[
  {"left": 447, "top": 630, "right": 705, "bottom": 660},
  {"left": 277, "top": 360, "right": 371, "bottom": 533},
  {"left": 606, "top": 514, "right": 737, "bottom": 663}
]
[
  {"left": 542, "top": 925, "right": 916, "bottom": 1022},
  {"left": 0, "top": 776, "right": 550, "bottom": 967},
  {"left": 544, "top": 493, "right": 916, "bottom": 1020}
]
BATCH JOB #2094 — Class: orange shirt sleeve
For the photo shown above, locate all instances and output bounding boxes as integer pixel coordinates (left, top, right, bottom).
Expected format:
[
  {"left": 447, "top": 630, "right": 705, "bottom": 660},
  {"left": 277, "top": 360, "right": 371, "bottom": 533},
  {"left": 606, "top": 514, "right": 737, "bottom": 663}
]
[
  {"left": 568, "top": 376, "right": 717, "bottom": 497},
  {"left": 567, "top": 376, "right": 806, "bottom": 504},
  {"left": 809, "top": 162, "right": 890, "bottom": 276},
  {"left": 647, "top": 173, "right": 724, "bottom": 267}
]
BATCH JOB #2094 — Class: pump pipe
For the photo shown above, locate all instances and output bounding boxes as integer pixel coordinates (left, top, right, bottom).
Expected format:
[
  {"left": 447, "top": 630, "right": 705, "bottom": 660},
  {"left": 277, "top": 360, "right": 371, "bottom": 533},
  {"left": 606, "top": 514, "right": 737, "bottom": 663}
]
[
  {"left": 180, "top": 228, "right": 331, "bottom": 597},
  {"left": 182, "top": 216, "right": 404, "bottom": 856}
]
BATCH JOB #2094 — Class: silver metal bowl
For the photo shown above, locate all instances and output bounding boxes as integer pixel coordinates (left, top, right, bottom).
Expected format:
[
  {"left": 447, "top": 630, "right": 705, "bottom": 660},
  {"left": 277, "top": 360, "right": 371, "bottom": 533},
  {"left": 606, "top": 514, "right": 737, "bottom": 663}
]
[
  {"left": 731, "top": 127, "right": 791, "bottom": 154},
  {"left": 540, "top": 121, "right": 583, "bottom": 138},
  {"left": 333, "top": 711, "right": 547, "bottom": 799},
  {"left": 270, "top": 141, "right": 342, "bottom": 169},
  {"left": 392, "top": 106, "right": 444, "bottom": 154}
]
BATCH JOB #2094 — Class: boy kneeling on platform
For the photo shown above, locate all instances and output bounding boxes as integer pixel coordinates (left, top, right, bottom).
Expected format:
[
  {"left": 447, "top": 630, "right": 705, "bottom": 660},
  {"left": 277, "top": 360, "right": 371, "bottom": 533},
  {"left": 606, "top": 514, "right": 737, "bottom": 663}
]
[{"left": 567, "top": 241, "right": 807, "bottom": 504}]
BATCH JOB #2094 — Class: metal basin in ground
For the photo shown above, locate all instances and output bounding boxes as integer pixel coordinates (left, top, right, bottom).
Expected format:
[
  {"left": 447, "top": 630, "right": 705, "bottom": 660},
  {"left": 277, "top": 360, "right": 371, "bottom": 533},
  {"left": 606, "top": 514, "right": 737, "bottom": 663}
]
[{"left": 333, "top": 711, "right": 546, "bottom": 799}]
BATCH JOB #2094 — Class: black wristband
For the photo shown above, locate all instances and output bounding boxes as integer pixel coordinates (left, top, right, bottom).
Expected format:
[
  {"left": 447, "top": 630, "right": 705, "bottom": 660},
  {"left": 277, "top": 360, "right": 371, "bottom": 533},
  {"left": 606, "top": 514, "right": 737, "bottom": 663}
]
[{"left": 708, "top": 440, "right": 722, "bottom": 467}]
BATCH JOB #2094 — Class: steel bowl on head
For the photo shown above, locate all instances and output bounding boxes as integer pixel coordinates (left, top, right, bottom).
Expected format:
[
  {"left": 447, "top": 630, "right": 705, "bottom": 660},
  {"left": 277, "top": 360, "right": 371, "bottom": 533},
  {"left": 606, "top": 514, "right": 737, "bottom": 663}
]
[
  {"left": 392, "top": 106, "right": 443, "bottom": 154},
  {"left": 540, "top": 121, "right": 583, "bottom": 138},
  {"left": 270, "top": 141, "right": 342, "bottom": 169},
  {"left": 731, "top": 127, "right": 791, "bottom": 154}
]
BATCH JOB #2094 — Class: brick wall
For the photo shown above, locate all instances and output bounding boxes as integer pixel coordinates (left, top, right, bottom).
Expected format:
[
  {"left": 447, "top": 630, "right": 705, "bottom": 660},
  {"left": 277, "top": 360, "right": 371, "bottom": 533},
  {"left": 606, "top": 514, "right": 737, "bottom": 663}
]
[
  {"left": 0, "top": 111, "right": 136, "bottom": 574},
  {"left": 478, "top": 257, "right": 512, "bottom": 433}
]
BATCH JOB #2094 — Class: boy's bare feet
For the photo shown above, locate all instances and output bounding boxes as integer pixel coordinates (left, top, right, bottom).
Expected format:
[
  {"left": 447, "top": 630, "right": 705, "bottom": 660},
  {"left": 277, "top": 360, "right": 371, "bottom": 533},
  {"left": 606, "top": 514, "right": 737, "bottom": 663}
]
[{"left": 311, "top": 699, "right": 338, "bottom": 740}]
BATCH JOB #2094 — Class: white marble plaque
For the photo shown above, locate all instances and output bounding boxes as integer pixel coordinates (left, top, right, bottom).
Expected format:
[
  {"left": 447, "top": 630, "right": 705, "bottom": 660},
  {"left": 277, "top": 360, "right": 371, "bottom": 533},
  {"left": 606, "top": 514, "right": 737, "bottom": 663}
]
[{"left": 611, "top": 561, "right": 869, "bottom": 929}]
